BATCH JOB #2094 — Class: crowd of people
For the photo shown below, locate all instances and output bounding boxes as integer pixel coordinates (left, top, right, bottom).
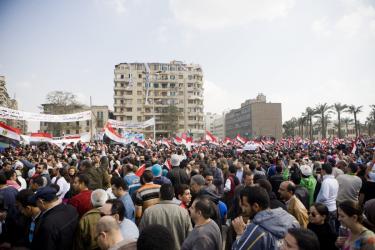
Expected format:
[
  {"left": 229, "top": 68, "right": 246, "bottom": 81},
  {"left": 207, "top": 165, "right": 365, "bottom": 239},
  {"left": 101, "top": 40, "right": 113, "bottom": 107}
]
[{"left": 0, "top": 138, "right": 374, "bottom": 250}]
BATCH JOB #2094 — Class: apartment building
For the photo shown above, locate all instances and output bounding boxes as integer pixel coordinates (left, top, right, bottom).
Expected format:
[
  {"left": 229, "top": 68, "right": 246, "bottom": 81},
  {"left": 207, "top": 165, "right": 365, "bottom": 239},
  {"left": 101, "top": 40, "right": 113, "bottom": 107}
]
[{"left": 113, "top": 61, "right": 204, "bottom": 139}]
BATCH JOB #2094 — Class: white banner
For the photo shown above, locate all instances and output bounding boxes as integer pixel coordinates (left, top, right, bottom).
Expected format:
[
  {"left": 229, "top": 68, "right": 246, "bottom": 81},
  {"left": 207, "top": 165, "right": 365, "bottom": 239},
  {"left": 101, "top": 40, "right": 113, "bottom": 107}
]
[
  {"left": 0, "top": 106, "right": 92, "bottom": 122},
  {"left": 107, "top": 118, "right": 155, "bottom": 129}
]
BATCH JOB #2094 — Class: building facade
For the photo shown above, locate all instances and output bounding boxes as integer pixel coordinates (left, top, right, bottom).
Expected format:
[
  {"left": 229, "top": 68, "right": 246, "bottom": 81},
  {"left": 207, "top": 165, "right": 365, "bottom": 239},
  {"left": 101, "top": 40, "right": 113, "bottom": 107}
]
[
  {"left": 204, "top": 112, "right": 220, "bottom": 133},
  {"left": 0, "top": 76, "right": 28, "bottom": 133},
  {"left": 113, "top": 61, "right": 204, "bottom": 139},
  {"left": 40, "top": 104, "right": 109, "bottom": 137},
  {"left": 225, "top": 94, "right": 282, "bottom": 139},
  {"left": 212, "top": 114, "right": 226, "bottom": 140}
]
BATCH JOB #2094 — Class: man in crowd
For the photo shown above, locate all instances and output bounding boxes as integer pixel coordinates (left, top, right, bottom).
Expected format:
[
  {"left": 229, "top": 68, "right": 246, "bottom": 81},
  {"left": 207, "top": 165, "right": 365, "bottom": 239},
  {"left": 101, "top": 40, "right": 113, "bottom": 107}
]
[
  {"left": 232, "top": 186, "right": 299, "bottom": 249},
  {"left": 96, "top": 216, "right": 136, "bottom": 250},
  {"left": 75, "top": 189, "right": 109, "bottom": 250},
  {"left": 336, "top": 162, "right": 362, "bottom": 204},
  {"left": 139, "top": 184, "right": 192, "bottom": 250},
  {"left": 181, "top": 197, "right": 222, "bottom": 250},
  {"left": 30, "top": 186, "right": 78, "bottom": 250},
  {"left": 69, "top": 174, "right": 93, "bottom": 218},
  {"left": 111, "top": 176, "right": 135, "bottom": 222},
  {"left": 278, "top": 181, "right": 309, "bottom": 228}
]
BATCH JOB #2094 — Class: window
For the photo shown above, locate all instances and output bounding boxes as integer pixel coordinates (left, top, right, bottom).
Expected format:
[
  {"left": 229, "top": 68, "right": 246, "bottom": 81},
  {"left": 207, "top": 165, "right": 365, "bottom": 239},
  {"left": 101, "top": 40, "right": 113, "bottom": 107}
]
[
  {"left": 126, "top": 116, "right": 132, "bottom": 121},
  {"left": 137, "top": 91, "right": 142, "bottom": 95},
  {"left": 137, "top": 116, "right": 142, "bottom": 122},
  {"left": 154, "top": 83, "right": 159, "bottom": 88},
  {"left": 170, "top": 83, "right": 175, "bottom": 88},
  {"left": 188, "top": 75, "right": 193, "bottom": 80},
  {"left": 121, "top": 74, "right": 124, "bottom": 79},
  {"left": 76, "top": 130, "right": 79, "bottom": 134},
  {"left": 170, "top": 75, "right": 175, "bottom": 80},
  {"left": 137, "top": 107, "right": 142, "bottom": 111},
  {"left": 138, "top": 74, "right": 142, "bottom": 78},
  {"left": 162, "top": 83, "right": 168, "bottom": 88},
  {"left": 137, "top": 82, "right": 142, "bottom": 87},
  {"left": 188, "top": 83, "right": 193, "bottom": 88},
  {"left": 179, "top": 75, "right": 183, "bottom": 79},
  {"left": 86, "top": 120, "right": 90, "bottom": 126},
  {"left": 126, "top": 108, "right": 132, "bottom": 112},
  {"left": 76, "top": 121, "right": 79, "bottom": 126},
  {"left": 66, "top": 130, "right": 70, "bottom": 134},
  {"left": 137, "top": 99, "right": 142, "bottom": 104}
]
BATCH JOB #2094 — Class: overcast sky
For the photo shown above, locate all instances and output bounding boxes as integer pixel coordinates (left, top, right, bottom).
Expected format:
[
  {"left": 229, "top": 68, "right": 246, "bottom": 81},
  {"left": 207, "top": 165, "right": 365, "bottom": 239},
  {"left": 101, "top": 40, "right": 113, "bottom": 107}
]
[{"left": 1, "top": 0, "right": 374, "bottom": 132}]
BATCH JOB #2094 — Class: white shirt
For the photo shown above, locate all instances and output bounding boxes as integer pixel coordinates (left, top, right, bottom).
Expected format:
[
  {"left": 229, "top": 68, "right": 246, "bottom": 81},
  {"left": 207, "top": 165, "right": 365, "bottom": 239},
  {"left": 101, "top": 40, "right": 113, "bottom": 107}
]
[
  {"left": 316, "top": 174, "right": 339, "bottom": 212},
  {"left": 51, "top": 176, "right": 70, "bottom": 199},
  {"left": 119, "top": 218, "right": 139, "bottom": 240}
]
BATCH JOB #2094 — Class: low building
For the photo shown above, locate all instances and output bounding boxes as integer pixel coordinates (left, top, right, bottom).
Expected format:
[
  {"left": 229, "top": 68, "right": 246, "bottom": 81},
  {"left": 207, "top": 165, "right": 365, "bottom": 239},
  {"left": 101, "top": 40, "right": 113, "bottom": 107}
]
[
  {"left": 40, "top": 104, "right": 110, "bottom": 137},
  {"left": 225, "top": 94, "right": 282, "bottom": 139}
]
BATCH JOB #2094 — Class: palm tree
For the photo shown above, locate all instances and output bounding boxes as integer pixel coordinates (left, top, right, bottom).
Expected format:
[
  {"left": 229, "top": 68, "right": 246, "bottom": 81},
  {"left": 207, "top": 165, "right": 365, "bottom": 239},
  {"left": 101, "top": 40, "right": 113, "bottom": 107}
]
[
  {"left": 333, "top": 103, "right": 348, "bottom": 138},
  {"left": 347, "top": 105, "right": 363, "bottom": 137},
  {"left": 298, "top": 115, "right": 307, "bottom": 138},
  {"left": 341, "top": 117, "right": 353, "bottom": 137},
  {"left": 370, "top": 105, "right": 375, "bottom": 121},
  {"left": 365, "top": 116, "right": 374, "bottom": 137},
  {"left": 314, "top": 103, "right": 332, "bottom": 139},
  {"left": 305, "top": 107, "right": 316, "bottom": 141},
  {"left": 282, "top": 118, "right": 298, "bottom": 137}
]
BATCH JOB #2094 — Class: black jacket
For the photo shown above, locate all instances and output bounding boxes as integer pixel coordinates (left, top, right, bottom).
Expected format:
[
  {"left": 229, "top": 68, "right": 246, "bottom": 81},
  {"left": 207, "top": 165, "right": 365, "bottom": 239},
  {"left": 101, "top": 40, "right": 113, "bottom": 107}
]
[
  {"left": 32, "top": 203, "right": 78, "bottom": 250},
  {"left": 167, "top": 166, "right": 189, "bottom": 189}
]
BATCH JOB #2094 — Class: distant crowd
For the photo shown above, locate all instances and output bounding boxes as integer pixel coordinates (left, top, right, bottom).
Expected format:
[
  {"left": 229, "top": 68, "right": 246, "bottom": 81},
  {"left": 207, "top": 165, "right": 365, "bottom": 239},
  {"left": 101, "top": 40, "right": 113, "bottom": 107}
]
[{"left": 0, "top": 138, "right": 374, "bottom": 250}]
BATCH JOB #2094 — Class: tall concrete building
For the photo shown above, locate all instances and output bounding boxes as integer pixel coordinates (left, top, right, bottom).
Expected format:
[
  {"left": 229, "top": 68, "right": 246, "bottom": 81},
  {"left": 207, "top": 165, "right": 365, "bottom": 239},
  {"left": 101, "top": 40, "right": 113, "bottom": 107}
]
[
  {"left": 212, "top": 114, "right": 226, "bottom": 140},
  {"left": 40, "top": 104, "right": 110, "bottom": 137},
  {"left": 225, "top": 94, "right": 282, "bottom": 139},
  {"left": 113, "top": 61, "right": 204, "bottom": 139},
  {"left": 204, "top": 112, "right": 220, "bottom": 133},
  {"left": 0, "top": 76, "right": 28, "bottom": 133}
]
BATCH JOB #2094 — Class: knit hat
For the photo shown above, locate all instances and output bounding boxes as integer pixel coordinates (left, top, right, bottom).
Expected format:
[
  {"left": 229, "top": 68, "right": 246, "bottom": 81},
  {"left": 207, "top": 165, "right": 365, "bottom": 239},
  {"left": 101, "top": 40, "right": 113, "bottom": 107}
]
[
  {"left": 151, "top": 164, "right": 162, "bottom": 177},
  {"left": 300, "top": 165, "right": 312, "bottom": 177}
]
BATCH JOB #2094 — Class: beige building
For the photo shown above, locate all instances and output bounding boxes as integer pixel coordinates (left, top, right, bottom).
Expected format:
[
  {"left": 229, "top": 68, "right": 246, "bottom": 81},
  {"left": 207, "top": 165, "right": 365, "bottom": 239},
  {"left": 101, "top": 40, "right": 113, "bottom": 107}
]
[
  {"left": 204, "top": 112, "right": 220, "bottom": 133},
  {"left": 225, "top": 94, "right": 282, "bottom": 139},
  {"left": 212, "top": 114, "right": 226, "bottom": 140},
  {"left": 113, "top": 61, "right": 204, "bottom": 139},
  {"left": 40, "top": 104, "right": 110, "bottom": 137},
  {"left": 0, "top": 76, "right": 28, "bottom": 133}
]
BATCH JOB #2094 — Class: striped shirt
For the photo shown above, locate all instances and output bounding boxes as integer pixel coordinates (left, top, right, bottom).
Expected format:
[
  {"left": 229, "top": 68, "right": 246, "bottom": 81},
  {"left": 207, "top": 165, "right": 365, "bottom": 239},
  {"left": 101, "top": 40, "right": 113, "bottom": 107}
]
[{"left": 134, "top": 183, "right": 160, "bottom": 219}]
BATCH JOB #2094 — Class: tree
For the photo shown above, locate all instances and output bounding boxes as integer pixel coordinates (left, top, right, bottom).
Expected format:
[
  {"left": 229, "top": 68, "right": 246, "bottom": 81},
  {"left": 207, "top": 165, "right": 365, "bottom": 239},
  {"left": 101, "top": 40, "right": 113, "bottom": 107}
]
[
  {"left": 164, "top": 105, "right": 181, "bottom": 137},
  {"left": 305, "top": 107, "right": 316, "bottom": 141},
  {"left": 297, "top": 116, "right": 307, "bottom": 138},
  {"left": 365, "top": 116, "right": 374, "bottom": 137},
  {"left": 347, "top": 105, "right": 363, "bottom": 137},
  {"left": 283, "top": 118, "right": 297, "bottom": 137},
  {"left": 314, "top": 103, "right": 332, "bottom": 139},
  {"left": 333, "top": 103, "right": 347, "bottom": 139},
  {"left": 341, "top": 117, "right": 353, "bottom": 137},
  {"left": 46, "top": 91, "right": 81, "bottom": 106}
]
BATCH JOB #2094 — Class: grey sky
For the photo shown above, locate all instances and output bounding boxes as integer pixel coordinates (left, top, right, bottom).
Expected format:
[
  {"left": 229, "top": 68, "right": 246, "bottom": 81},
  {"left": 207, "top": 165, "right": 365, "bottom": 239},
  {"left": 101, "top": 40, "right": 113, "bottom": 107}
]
[{"left": 0, "top": 0, "right": 374, "bottom": 132}]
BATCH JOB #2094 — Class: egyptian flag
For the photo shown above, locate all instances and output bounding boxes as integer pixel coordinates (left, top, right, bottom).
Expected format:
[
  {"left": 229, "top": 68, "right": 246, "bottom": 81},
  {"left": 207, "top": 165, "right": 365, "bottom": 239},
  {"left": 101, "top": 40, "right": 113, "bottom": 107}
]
[
  {"left": 0, "top": 122, "right": 21, "bottom": 146},
  {"left": 236, "top": 134, "right": 247, "bottom": 144},
  {"left": 223, "top": 137, "right": 233, "bottom": 145},
  {"left": 29, "top": 132, "right": 53, "bottom": 143},
  {"left": 173, "top": 136, "right": 182, "bottom": 145},
  {"left": 205, "top": 130, "right": 218, "bottom": 144},
  {"left": 351, "top": 140, "right": 357, "bottom": 154},
  {"left": 135, "top": 163, "right": 146, "bottom": 177},
  {"left": 103, "top": 122, "right": 124, "bottom": 144},
  {"left": 161, "top": 139, "right": 171, "bottom": 148}
]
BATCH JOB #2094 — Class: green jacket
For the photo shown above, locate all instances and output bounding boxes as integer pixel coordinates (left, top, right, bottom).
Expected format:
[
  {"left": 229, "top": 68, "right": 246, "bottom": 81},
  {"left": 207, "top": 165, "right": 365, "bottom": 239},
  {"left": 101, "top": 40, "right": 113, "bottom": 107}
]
[
  {"left": 300, "top": 176, "right": 317, "bottom": 207},
  {"left": 74, "top": 208, "right": 101, "bottom": 250}
]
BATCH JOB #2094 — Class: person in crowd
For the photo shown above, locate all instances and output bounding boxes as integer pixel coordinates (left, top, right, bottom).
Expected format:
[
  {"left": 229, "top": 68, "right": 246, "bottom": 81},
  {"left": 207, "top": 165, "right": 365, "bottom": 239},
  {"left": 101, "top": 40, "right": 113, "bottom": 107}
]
[
  {"left": 33, "top": 162, "right": 51, "bottom": 186},
  {"left": 363, "top": 199, "right": 375, "bottom": 232},
  {"left": 15, "top": 189, "right": 41, "bottom": 248},
  {"left": 281, "top": 228, "right": 320, "bottom": 250},
  {"left": 232, "top": 186, "right": 299, "bottom": 249},
  {"left": 134, "top": 170, "right": 160, "bottom": 223},
  {"left": 336, "top": 200, "right": 375, "bottom": 250},
  {"left": 69, "top": 174, "right": 93, "bottom": 217},
  {"left": 151, "top": 164, "right": 172, "bottom": 185},
  {"left": 96, "top": 216, "right": 136, "bottom": 250},
  {"left": 290, "top": 169, "right": 309, "bottom": 209},
  {"left": 202, "top": 169, "right": 218, "bottom": 194},
  {"left": 29, "top": 175, "right": 45, "bottom": 191},
  {"left": 307, "top": 202, "right": 337, "bottom": 250},
  {"left": 270, "top": 165, "right": 284, "bottom": 198},
  {"left": 223, "top": 164, "right": 240, "bottom": 210},
  {"left": 75, "top": 189, "right": 109, "bottom": 250},
  {"left": 256, "top": 178, "right": 287, "bottom": 210},
  {"left": 51, "top": 167, "right": 71, "bottom": 200},
  {"left": 99, "top": 199, "right": 139, "bottom": 241},
  {"left": 137, "top": 224, "right": 175, "bottom": 250},
  {"left": 208, "top": 158, "right": 224, "bottom": 197},
  {"left": 316, "top": 163, "right": 339, "bottom": 232},
  {"left": 278, "top": 181, "right": 309, "bottom": 228},
  {"left": 123, "top": 163, "right": 141, "bottom": 196},
  {"left": 299, "top": 164, "right": 317, "bottom": 208},
  {"left": 336, "top": 162, "right": 362, "bottom": 204},
  {"left": 167, "top": 154, "right": 190, "bottom": 190},
  {"left": 181, "top": 197, "right": 222, "bottom": 250},
  {"left": 111, "top": 176, "right": 135, "bottom": 222},
  {"left": 175, "top": 184, "right": 192, "bottom": 209},
  {"left": 139, "top": 184, "right": 192, "bottom": 250},
  {"left": 30, "top": 186, "right": 78, "bottom": 250}
]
